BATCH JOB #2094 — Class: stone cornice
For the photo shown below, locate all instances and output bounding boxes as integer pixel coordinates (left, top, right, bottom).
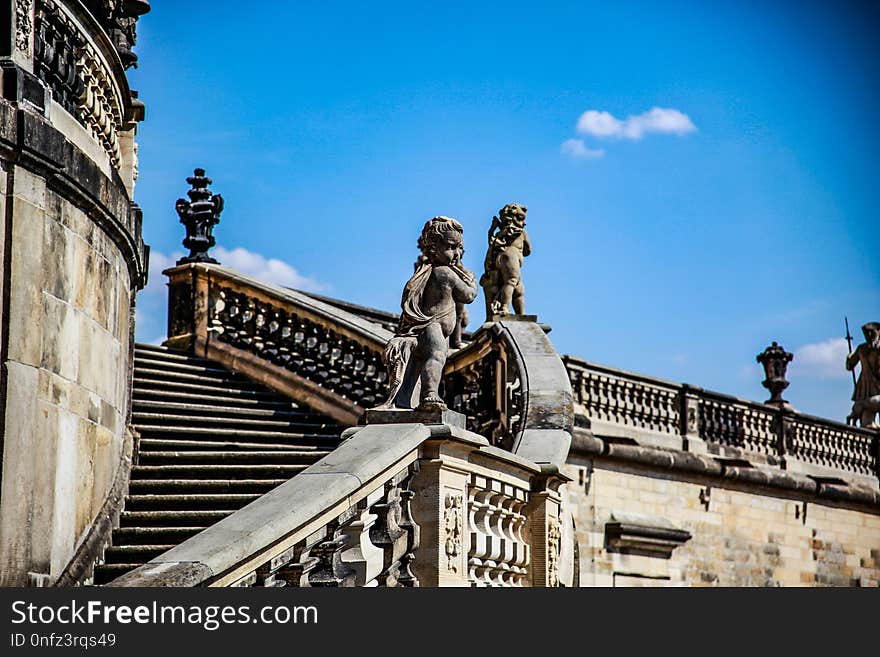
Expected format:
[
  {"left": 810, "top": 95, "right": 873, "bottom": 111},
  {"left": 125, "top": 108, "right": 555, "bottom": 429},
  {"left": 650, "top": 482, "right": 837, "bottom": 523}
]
[
  {"left": 0, "top": 93, "right": 147, "bottom": 289},
  {"left": 570, "top": 427, "right": 880, "bottom": 513}
]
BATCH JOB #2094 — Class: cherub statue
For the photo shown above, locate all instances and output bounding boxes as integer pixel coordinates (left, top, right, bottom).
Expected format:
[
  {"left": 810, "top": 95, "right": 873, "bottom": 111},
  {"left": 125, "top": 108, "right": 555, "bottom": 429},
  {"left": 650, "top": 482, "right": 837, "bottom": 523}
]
[
  {"left": 846, "top": 322, "right": 880, "bottom": 429},
  {"left": 379, "top": 216, "right": 478, "bottom": 411},
  {"left": 479, "top": 203, "right": 531, "bottom": 318}
]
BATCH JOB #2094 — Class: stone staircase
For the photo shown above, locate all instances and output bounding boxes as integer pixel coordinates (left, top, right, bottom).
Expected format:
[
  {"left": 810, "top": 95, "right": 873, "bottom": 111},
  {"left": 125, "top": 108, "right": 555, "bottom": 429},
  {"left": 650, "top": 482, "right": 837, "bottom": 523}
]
[{"left": 92, "top": 343, "right": 344, "bottom": 584}]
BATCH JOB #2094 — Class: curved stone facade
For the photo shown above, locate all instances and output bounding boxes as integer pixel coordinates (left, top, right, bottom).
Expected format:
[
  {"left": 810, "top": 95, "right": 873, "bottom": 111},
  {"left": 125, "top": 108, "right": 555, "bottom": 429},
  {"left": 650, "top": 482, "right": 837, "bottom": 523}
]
[{"left": 0, "top": 0, "right": 147, "bottom": 585}]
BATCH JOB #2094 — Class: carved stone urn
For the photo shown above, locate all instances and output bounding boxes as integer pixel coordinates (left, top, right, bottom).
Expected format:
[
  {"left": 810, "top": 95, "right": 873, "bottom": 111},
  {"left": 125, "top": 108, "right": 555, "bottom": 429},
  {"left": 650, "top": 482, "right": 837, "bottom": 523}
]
[
  {"left": 756, "top": 341, "right": 793, "bottom": 408},
  {"left": 176, "top": 168, "right": 224, "bottom": 265}
]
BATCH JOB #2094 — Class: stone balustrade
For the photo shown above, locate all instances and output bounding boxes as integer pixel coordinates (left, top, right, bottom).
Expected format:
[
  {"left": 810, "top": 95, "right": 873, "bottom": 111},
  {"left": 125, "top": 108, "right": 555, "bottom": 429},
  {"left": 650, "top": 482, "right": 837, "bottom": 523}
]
[
  {"left": 564, "top": 356, "right": 879, "bottom": 484},
  {"left": 108, "top": 422, "right": 571, "bottom": 587},
  {"left": 164, "top": 263, "right": 393, "bottom": 426},
  {"left": 30, "top": 0, "right": 132, "bottom": 169}
]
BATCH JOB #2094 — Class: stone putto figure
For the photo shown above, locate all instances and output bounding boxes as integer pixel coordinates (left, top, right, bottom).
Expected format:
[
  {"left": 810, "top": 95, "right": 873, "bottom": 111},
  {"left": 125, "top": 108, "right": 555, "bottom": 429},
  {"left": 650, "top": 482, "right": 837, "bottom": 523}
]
[
  {"left": 379, "top": 216, "right": 478, "bottom": 411},
  {"left": 846, "top": 321, "right": 880, "bottom": 429},
  {"left": 480, "top": 203, "right": 531, "bottom": 318}
]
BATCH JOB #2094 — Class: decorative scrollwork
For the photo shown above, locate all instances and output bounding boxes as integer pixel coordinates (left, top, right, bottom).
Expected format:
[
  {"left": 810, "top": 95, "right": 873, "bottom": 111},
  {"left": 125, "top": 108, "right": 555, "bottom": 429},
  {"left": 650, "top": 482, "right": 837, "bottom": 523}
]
[
  {"left": 443, "top": 492, "right": 464, "bottom": 573},
  {"left": 15, "top": 0, "right": 32, "bottom": 52},
  {"left": 547, "top": 516, "right": 560, "bottom": 588},
  {"left": 443, "top": 335, "right": 525, "bottom": 451}
]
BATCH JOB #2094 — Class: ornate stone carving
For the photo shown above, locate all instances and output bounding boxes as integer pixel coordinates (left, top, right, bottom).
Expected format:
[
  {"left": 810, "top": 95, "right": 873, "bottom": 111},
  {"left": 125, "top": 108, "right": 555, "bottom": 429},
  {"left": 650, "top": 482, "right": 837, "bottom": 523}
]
[
  {"left": 15, "top": 0, "right": 32, "bottom": 52},
  {"left": 378, "top": 217, "right": 477, "bottom": 411},
  {"left": 547, "top": 516, "right": 560, "bottom": 587},
  {"left": 443, "top": 333, "right": 525, "bottom": 450},
  {"left": 756, "top": 341, "right": 793, "bottom": 408},
  {"left": 176, "top": 168, "right": 224, "bottom": 265},
  {"left": 81, "top": 0, "right": 151, "bottom": 69},
  {"left": 480, "top": 203, "right": 531, "bottom": 318},
  {"left": 846, "top": 322, "right": 880, "bottom": 429},
  {"left": 34, "top": 0, "right": 126, "bottom": 167},
  {"left": 443, "top": 492, "right": 464, "bottom": 573}
]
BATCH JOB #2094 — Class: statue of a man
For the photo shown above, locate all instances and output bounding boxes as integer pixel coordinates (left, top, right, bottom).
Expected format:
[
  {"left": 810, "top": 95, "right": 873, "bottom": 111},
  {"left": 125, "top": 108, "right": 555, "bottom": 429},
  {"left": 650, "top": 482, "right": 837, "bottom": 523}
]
[
  {"left": 846, "top": 321, "right": 880, "bottom": 429},
  {"left": 480, "top": 203, "right": 531, "bottom": 318},
  {"left": 379, "top": 216, "right": 478, "bottom": 411}
]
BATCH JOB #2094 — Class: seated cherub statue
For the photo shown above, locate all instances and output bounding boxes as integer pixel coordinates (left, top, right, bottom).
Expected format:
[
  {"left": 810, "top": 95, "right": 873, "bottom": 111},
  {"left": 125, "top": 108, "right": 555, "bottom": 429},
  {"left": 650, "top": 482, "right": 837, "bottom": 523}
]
[
  {"left": 379, "top": 216, "right": 478, "bottom": 411},
  {"left": 479, "top": 203, "right": 531, "bottom": 318}
]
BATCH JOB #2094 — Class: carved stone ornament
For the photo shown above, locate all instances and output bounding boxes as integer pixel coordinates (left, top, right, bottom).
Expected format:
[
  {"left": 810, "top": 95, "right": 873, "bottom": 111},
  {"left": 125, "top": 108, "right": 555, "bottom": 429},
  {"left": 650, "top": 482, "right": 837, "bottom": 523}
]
[
  {"left": 81, "top": 0, "right": 151, "bottom": 69},
  {"left": 443, "top": 492, "right": 464, "bottom": 573},
  {"left": 756, "top": 341, "right": 793, "bottom": 408},
  {"left": 376, "top": 216, "right": 478, "bottom": 412},
  {"left": 846, "top": 322, "right": 880, "bottom": 429},
  {"left": 175, "top": 168, "right": 224, "bottom": 265},
  {"left": 547, "top": 516, "right": 560, "bottom": 587},
  {"left": 479, "top": 203, "right": 531, "bottom": 319},
  {"left": 15, "top": 0, "right": 32, "bottom": 52}
]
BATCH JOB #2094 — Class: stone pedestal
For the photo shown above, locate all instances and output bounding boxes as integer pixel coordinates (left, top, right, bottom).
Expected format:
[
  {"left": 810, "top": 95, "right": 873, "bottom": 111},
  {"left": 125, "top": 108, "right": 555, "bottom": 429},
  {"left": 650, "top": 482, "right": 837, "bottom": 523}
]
[{"left": 364, "top": 407, "right": 466, "bottom": 429}]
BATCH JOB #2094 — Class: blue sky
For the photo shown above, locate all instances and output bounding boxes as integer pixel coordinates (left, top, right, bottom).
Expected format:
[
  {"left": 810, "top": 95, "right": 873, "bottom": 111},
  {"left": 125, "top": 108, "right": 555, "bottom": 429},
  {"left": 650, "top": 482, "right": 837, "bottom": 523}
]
[{"left": 128, "top": 0, "right": 880, "bottom": 421}]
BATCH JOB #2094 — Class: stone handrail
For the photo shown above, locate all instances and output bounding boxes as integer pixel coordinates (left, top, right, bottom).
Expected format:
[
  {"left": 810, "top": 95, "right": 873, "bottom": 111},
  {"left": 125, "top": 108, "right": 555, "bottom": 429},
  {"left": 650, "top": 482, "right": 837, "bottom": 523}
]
[
  {"left": 108, "top": 421, "right": 571, "bottom": 587},
  {"left": 444, "top": 318, "right": 574, "bottom": 467},
  {"left": 564, "top": 356, "right": 879, "bottom": 483},
  {"left": 164, "top": 263, "right": 393, "bottom": 426}
]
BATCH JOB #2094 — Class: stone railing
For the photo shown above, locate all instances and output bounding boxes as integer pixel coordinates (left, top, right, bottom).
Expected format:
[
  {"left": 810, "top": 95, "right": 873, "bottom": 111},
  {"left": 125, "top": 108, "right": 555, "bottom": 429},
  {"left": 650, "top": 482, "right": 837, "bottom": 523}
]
[
  {"left": 108, "top": 421, "right": 571, "bottom": 588},
  {"left": 30, "top": 0, "right": 133, "bottom": 168},
  {"left": 564, "top": 356, "right": 879, "bottom": 483},
  {"left": 443, "top": 318, "right": 574, "bottom": 467},
  {"left": 164, "top": 263, "right": 393, "bottom": 426}
]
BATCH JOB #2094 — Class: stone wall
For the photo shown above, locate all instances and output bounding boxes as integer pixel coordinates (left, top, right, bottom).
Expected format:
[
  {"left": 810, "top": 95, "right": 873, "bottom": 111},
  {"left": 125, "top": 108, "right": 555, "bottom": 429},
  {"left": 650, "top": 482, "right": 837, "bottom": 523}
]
[
  {"left": 0, "top": 162, "right": 136, "bottom": 585},
  {"left": 563, "top": 458, "right": 880, "bottom": 587},
  {"left": 0, "top": 0, "right": 148, "bottom": 583}
]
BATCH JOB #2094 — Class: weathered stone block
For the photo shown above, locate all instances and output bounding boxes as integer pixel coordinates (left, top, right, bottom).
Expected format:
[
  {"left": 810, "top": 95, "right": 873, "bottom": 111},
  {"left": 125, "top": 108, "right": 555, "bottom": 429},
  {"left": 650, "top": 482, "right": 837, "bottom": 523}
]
[{"left": 40, "top": 295, "right": 79, "bottom": 380}]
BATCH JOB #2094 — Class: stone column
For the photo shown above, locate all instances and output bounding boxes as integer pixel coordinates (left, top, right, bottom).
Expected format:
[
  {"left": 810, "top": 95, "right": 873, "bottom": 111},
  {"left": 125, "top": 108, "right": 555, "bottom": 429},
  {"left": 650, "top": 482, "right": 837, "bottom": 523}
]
[
  {"left": 525, "top": 472, "right": 566, "bottom": 587},
  {"left": 164, "top": 264, "right": 211, "bottom": 354},
  {"left": 409, "top": 441, "right": 472, "bottom": 587}
]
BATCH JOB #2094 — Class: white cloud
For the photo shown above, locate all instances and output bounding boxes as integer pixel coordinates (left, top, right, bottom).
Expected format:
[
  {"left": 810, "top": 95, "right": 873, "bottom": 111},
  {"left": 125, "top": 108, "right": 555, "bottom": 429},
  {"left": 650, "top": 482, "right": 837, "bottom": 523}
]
[
  {"left": 213, "top": 246, "right": 326, "bottom": 292},
  {"left": 790, "top": 337, "right": 851, "bottom": 379},
  {"left": 576, "top": 107, "right": 696, "bottom": 141},
  {"left": 142, "top": 249, "right": 184, "bottom": 298},
  {"left": 560, "top": 139, "right": 605, "bottom": 160}
]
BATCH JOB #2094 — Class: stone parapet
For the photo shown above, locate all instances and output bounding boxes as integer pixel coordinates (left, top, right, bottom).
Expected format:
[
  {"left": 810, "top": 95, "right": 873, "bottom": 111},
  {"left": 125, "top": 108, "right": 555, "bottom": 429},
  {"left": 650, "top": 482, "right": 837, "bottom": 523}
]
[
  {"left": 564, "top": 356, "right": 879, "bottom": 489},
  {"left": 108, "top": 421, "right": 571, "bottom": 588}
]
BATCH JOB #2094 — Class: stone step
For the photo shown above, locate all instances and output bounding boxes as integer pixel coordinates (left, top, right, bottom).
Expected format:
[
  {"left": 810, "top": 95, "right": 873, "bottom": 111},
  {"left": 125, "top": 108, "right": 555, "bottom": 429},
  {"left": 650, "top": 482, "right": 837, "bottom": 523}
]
[
  {"left": 133, "top": 425, "right": 337, "bottom": 441},
  {"left": 131, "top": 464, "right": 308, "bottom": 479},
  {"left": 134, "top": 356, "right": 234, "bottom": 378},
  {"left": 103, "top": 544, "right": 176, "bottom": 563},
  {"left": 125, "top": 493, "right": 262, "bottom": 511},
  {"left": 111, "top": 526, "right": 206, "bottom": 545},
  {"left": 132, "top": 411, "right": 333, "bottom": 431},
  {"left": 134, "top": 344, "right": 196, "bottom": 361},
  {"left": 131, "top": 399, "right": 322, "bottom": 422},
  {"left": 128, "top": 478, "right": 288, "bottom": 494},
  {"left": 137, "top": 438, "right": 324, "bottom": 452},
  {"left": 100, "top": 343, "right": 345, "bottom": 585},
  {"left": 134, "top": 369, "right": 266, "bottom": 392},
  {"left": 130, "top": 387, "right": 296, "bottom": 409},
  {"left": 137, "top": 450, "right": 328, "bottom": 465},
  {"left": 120, "top": 509, "right": 235, "bottom": 527},
  {"left": 92, "top": 563, "right": 143, "bottom": 585}
]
